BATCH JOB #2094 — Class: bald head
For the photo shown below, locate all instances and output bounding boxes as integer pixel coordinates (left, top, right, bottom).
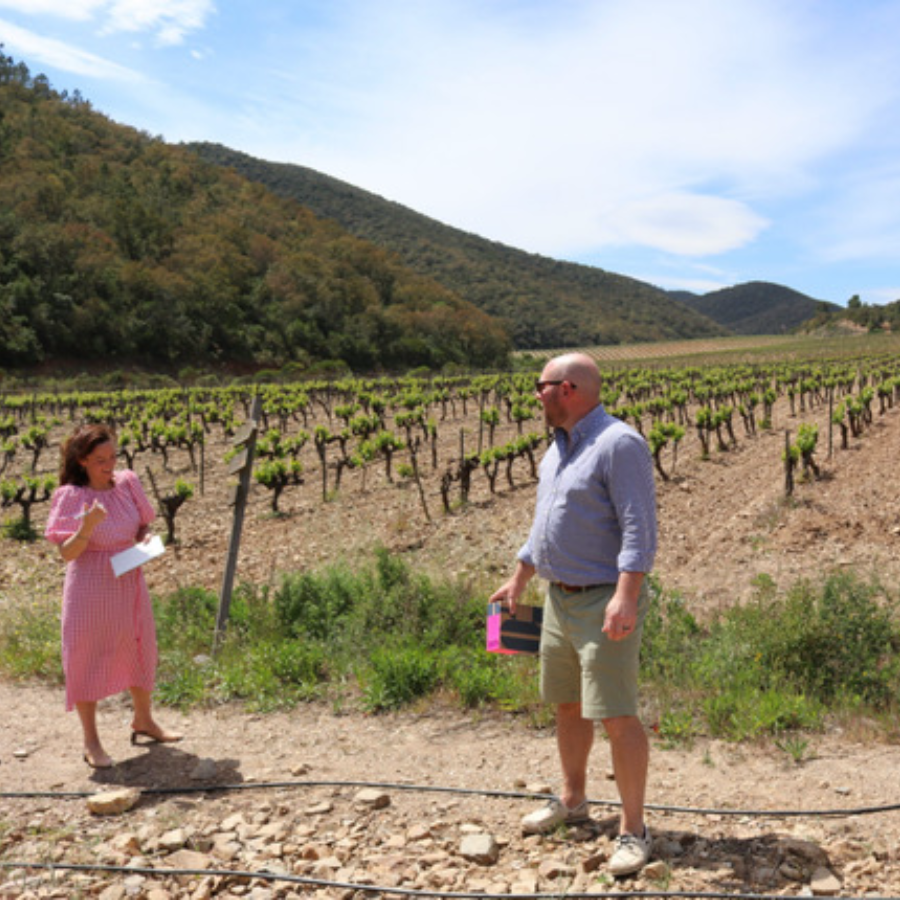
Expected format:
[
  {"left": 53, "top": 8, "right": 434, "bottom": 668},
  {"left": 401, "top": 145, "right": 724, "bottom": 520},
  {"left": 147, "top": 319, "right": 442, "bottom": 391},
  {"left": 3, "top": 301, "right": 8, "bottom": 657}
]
[
  {"left": 536, "top": 352, "right": 602, "bottom": 431},
  {"left": 549, "top": 353, "right": 602, "bottom": 402}
]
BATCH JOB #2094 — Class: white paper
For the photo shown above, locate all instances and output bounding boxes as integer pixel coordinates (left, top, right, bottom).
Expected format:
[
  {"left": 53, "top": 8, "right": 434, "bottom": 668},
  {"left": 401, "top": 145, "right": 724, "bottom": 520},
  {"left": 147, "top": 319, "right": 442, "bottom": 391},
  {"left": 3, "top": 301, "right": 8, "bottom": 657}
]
[{"left": 111, "top": 535, "right": 165, "bottom": 577}]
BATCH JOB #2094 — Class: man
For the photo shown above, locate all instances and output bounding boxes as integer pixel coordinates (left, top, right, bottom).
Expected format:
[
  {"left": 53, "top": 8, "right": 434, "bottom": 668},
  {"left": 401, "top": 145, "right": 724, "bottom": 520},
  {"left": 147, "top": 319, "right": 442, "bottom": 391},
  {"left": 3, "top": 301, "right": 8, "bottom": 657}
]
[{"left": 490, "top": 352, "right": 657, "bottom": 877}]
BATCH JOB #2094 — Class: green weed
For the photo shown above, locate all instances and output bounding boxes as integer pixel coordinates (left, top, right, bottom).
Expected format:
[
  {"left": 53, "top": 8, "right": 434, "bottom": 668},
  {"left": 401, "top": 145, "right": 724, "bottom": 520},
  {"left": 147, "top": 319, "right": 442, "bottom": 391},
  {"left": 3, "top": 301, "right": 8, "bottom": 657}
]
[
  {"left": 361, "top": 641, "right": 439, "bottom": 711},
  {"left": 657, "top": 709, "right": 699, "bottom": 748},
  {"left": 2, "top": 555, "right": 897, "bottom": 743},
  {"left": 1, "top": 516, "right": 38, "bottom": 542},
  {"left": 775, "top": 734, "right": 813, "bottom": 765},
  {"left": 0, "top": 593, "right": 62, "bottom": 681},
  {"left": 643, "top": 570, "right": 899, "bottom": 741}
]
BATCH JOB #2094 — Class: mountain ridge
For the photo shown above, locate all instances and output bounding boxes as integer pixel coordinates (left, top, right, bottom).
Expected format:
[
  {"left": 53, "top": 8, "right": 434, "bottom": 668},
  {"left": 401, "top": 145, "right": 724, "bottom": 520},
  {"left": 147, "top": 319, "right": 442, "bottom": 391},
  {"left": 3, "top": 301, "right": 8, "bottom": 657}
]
[
  {"left": 185, "top": 142, "right": 731, "bottom": 349},
  {"left": 673, "top": 281, "right": 840, "bottom": 335}
]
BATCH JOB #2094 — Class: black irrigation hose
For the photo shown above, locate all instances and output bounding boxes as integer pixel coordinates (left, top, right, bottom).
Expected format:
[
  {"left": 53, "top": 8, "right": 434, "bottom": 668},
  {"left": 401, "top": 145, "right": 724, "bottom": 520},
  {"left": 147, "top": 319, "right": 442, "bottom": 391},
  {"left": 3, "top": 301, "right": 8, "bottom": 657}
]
[
  {"left": 4, "top": 780, "right": 900, "bottom": 900},
  {"left": 0, "top": 862, "right": 897, "bottom": 900},
  {"left": 4, "top": 777, "right": 900, "bottom": 820}
]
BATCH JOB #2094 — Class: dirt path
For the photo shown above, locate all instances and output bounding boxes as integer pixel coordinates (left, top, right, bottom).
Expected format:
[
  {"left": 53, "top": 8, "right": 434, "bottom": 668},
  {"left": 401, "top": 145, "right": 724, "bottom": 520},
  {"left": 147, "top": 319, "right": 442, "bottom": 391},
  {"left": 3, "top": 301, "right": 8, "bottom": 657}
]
[{"left": 3, "top": 680, "right": 900, "bottom": 897}]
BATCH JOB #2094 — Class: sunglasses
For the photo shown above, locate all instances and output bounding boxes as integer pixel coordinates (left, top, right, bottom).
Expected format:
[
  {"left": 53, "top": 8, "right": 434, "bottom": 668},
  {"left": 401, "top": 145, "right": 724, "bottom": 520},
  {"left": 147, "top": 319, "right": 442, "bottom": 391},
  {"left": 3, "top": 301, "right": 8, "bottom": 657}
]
[{"left": 535, "top": 379, "right": 575, "bottom": 393}]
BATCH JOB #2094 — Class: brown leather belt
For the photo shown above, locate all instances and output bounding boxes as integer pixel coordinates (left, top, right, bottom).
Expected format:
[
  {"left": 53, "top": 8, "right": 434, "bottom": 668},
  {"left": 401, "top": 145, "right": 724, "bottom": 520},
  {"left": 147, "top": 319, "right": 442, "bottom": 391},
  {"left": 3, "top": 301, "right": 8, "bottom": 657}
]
[{"left": 552, "top": 582, "right": 605, "bottom": 593}]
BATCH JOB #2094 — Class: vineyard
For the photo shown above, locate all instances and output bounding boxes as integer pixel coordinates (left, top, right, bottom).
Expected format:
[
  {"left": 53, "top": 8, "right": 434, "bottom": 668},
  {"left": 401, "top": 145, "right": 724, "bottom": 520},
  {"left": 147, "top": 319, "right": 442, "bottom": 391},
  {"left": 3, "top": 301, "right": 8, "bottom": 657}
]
[{"left": 3, "top": 336, "right": 900, "bottom": 617}]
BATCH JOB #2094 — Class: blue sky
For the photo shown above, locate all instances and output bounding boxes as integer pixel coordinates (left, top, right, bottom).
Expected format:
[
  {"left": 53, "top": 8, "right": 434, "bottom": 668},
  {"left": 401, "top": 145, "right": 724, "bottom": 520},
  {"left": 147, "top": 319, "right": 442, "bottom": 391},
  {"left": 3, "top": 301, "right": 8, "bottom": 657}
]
[{"left": 2, "top": 1, "right": 900, "bottom": 306}]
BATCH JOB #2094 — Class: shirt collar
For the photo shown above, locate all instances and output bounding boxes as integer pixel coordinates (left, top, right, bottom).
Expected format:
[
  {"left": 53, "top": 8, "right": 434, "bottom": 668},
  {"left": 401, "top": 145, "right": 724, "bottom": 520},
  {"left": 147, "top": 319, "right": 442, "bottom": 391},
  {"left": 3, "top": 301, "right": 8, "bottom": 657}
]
[{"left": 555, "top": 403, "right": 605, "bottom": 452}]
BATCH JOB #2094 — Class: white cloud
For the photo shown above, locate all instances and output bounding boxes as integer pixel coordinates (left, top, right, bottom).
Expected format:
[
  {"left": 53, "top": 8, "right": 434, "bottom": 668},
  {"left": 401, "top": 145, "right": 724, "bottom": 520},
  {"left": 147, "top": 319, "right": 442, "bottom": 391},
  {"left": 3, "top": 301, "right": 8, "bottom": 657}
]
[
  {"left": 598, "top": 193, "right": 770, "bottom": 257},
  {"left": 275, "top": 0, "right": 896, "bottom": 262},
  {"left": 99, "top": 0, "right": 215, "bottom": 46},
  {"left": 0, "top": 0, "right": 104, "bottom": 19},
  {"left": 866, "top": 287, "right": 900, "bottom": 305},
  {"left": 0, "top": 18, "right": 144, "bottom": 81},
  {"left": 0, "top": 0, "right": 214, "bottom": 44}
]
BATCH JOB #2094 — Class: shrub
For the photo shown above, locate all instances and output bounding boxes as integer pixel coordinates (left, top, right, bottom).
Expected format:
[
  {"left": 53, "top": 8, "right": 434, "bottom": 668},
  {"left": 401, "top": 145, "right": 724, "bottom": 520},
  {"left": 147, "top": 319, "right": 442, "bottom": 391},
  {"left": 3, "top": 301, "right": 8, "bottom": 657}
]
[
  {"left": 698, "top": 572, "right": 900, "bottom": 708},
  {"left": 273, "top": 567, "right": 358, "bottom": 642},
  {"left": 6, "top": 551, "right": 894, "bottom": 739},
  {"left": 0, "top": 594, "right": 61, "bottom": 681},
  {"left": 361, "top": 641, "right": 440, "bottom": 712},
  {"left": 641, "top": 580, "right": 701, "bottom": 686},
  {"left": 703, "top": 678, "right": 824, "bottom": 741},
  {"left": 154, "top": 586, "right": 219, "bottom": 649},
  {"left": 642, "top": 571, "right": 899, "bottom": 739},
  {"left": 155, "top": 652, "right": 209, "bottom": 709},
  {"left": 274, "top": 547, "right": 483, "bottom": 657},
  {"left": 753, "top": 572, "right": 900, "bottom": 706},
  {"left": 1, "top": 515, "right": 38, "bottom": 541}
]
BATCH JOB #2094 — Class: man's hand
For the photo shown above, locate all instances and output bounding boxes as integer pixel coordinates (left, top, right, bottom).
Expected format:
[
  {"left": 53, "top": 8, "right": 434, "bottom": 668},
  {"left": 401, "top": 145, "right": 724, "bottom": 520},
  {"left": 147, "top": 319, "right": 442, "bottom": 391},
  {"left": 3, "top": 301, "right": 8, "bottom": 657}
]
[
  {"left": 489, "top": 561, "right": 535, "bottom": 616},
  {"left": 602, "top": 571, "right": 644, "bottom": 641}
]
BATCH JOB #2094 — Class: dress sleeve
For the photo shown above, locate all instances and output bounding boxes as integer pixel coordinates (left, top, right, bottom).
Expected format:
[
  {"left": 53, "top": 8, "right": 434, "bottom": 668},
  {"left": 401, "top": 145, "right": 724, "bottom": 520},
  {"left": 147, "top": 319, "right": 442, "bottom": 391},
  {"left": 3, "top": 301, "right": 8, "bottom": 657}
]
[
  {"left": 120, "top": 469, "right": 156, "bottom": 526},
  {"left": 44, "top": 486, "right": 83, "bottom": 545}
]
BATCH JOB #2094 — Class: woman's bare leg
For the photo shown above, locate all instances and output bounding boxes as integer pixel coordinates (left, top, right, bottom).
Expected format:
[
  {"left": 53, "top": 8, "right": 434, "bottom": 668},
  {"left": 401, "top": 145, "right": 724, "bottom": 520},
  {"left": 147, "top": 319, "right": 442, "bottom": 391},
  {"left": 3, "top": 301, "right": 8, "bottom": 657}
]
[
  {"left": 76, "top": 700, "right": 112, "bottom": 767},
  {"left": 129, "top": 687, "right": 182, "bottom": 742}
]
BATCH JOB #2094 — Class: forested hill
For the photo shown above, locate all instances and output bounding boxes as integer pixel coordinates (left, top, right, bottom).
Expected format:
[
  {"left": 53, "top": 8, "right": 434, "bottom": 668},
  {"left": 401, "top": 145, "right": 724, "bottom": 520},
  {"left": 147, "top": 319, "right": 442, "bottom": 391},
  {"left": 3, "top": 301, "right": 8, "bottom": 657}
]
[
  {"left": 0, "top": 53, "right": 509, "bottom": 372},
  {"left": 800, "top": 296, "right": 900, "bottom": 334},
  {"left": 185, "top": 143, "right": 729, "bottom": 349},
  {"left": 672, "top": 282, "right": 839, "bottom": 335}
]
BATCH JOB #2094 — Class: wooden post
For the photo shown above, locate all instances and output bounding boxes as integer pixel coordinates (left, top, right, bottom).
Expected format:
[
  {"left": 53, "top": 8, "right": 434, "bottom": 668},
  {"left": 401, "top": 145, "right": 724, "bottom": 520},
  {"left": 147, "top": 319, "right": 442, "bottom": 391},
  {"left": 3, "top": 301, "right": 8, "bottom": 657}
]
[
  {"left": 784, "top": 429, "right": 794, "bottom": 497},
  {"left": 827, "top": 390, "right": 834, "bottom": 461},
  {"left": 213, "top": 395, "right": 261, "bottom": 654}
]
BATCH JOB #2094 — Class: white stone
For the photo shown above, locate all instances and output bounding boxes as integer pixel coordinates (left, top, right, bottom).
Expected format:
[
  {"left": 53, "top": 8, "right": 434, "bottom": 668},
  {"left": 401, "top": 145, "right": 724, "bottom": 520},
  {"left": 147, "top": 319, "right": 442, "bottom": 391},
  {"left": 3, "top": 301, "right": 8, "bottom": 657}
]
[
  {"left": 305, "top": 801, "right": 333, "bottom": 815},
  {"left": 221, "top": 813, "right": 246, "bottom": 831},
  {"left": 158, "top": 828, "right": 187, "bottom": 851},
  {"left": 459, "top": 833, "right": 500, "bottom": 866},
  {"left": 354, "top": 788, "right": 391, "bottom": 809},
  {"left": 644, "top": 860, "right": 670, "bottom": 880},
  {"left": 810, "top": 867, "right": 842, "bottom": 896},
  {"left": 87, "top": 788, "right": 142, "bottom": 816}
]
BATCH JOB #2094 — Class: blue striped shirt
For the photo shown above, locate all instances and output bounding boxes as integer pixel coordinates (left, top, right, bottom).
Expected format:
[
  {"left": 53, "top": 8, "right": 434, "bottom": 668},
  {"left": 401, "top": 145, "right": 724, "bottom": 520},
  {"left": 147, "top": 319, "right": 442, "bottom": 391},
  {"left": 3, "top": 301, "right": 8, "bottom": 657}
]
[{"left": 518, "top": 404, "right": 657, "bottom": 584}]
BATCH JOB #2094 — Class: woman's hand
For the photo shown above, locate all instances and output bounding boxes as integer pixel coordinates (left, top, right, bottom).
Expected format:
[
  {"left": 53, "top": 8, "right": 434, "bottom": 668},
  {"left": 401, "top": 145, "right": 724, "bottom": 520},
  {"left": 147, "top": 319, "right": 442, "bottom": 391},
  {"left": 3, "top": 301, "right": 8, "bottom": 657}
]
[
  {"left": 60, "top": 501, "right": 107, "bottom": 562},
  {"left": 81, "top": 500, "right": 107, "bottom": 530}
]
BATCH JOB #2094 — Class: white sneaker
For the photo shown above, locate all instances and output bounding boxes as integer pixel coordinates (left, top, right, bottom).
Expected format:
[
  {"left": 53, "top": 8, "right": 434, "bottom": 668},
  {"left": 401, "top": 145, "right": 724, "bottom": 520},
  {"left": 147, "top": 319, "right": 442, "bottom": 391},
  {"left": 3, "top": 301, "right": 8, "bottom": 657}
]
[
  {"left": 609, "top": 826, "right": 651, "bottom": 876},
  {"left": 521, "top": 798, "right": 590, "bottom": 834}
]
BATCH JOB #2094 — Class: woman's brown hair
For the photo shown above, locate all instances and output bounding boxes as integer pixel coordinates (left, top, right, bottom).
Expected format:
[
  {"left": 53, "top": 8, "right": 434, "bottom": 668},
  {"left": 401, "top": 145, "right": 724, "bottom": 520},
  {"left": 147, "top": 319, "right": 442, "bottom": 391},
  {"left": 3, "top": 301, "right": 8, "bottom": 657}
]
[{"left": 59, "top": 425, "right": 117, "bottom": 486}]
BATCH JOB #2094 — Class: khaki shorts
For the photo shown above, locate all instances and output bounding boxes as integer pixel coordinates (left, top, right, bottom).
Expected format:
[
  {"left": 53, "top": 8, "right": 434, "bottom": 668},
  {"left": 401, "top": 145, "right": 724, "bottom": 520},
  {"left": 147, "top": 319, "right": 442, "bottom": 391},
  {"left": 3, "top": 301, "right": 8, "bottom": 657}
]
[{"left": 540, "top": 582, "right": 650, "bottom": 720}]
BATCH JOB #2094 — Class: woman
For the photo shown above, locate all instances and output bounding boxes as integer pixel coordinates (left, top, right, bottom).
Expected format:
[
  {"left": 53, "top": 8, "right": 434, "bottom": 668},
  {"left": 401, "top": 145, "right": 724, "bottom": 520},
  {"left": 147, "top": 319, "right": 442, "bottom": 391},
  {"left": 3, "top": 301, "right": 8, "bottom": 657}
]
[{"left": 45, "top": 424, "right": 181, "bottom": 768}]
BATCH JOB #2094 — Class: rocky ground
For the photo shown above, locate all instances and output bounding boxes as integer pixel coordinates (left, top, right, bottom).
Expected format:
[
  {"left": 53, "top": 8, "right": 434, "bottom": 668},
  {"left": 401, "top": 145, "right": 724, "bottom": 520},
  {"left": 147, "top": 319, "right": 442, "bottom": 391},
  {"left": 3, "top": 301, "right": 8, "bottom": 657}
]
[
  {"left": 2, "top": 381, "right": 900, "bottom": 897},
  {"left": 4, "top": 680, "right": 900, "bottom": 899}
]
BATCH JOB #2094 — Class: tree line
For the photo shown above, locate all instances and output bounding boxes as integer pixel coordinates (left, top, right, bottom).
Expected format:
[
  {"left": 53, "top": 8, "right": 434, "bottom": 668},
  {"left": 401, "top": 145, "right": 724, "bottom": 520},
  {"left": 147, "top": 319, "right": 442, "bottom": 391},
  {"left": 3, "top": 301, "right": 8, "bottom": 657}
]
[{"left": 0, "top": 51, "right": 510, "bottom": 373}]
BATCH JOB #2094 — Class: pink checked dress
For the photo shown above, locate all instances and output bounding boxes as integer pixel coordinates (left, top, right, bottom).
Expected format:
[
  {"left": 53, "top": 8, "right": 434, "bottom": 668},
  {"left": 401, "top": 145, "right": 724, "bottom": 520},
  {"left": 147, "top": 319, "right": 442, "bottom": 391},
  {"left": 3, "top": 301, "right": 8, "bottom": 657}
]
[{"left": 45, "top": 468, "right": 158, "bottom": 711}]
